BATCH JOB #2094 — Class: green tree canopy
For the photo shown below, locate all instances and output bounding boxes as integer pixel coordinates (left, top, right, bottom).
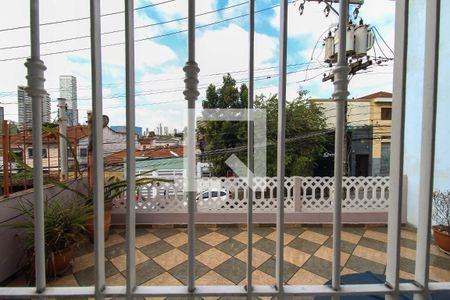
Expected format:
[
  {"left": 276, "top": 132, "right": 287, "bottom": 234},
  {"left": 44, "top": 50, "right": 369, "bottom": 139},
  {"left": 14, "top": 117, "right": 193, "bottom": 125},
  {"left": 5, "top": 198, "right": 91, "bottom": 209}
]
[{"left": 200, "top": 74, "right": 327, "bottom": 177}]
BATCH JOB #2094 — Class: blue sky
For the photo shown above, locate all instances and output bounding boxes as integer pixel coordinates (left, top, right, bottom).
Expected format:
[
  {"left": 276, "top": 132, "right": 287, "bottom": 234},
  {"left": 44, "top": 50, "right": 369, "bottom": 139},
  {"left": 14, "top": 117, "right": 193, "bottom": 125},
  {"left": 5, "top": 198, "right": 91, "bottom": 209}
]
[{"left": 0, "top": 0, "right": 395, "bottom": 131}]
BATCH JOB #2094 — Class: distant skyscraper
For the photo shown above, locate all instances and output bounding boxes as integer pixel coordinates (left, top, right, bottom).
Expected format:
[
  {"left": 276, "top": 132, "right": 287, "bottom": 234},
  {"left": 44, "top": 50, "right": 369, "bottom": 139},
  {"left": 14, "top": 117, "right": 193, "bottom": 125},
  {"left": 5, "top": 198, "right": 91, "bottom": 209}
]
[
  {"left": 59, "top": 75, "right": 78, "bottom": 126},
  {"left": 164, "top": 126, "right": 169, "bottom": 136},
  {"left": 17, "top": 86, "right": 51, "bottom": 130}
]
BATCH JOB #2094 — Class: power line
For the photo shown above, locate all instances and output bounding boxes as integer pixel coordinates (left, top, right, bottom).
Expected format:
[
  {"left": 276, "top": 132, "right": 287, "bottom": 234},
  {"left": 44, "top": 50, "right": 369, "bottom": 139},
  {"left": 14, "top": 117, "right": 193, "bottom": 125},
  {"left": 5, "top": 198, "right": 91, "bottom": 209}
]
[
  {"left": 0, "top": 0, "right": 249, "bottom": 51},
  {"left": 0, "top": 1, "right": 290, "bottom": 63},
  {"left": 0, "top": 0, "right": 177, "bottom": 33}
]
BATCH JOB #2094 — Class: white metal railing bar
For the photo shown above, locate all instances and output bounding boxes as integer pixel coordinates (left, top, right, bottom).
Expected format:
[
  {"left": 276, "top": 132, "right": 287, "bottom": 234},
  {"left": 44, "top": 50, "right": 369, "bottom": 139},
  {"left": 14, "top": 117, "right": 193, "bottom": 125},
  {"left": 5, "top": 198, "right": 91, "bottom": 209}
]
[
  {"left": 332, "top": 1, "right": 350, "bottom": 298},
  {"left": 385, "top": 0, "right": 409, "bottom": 299},
  {"left": 246, "top": 0, "right": 255, "bottom": 297},
  {"left": 275, "top": 0, "right": 288, "bottom": 295},
  {"left": 183, "top": 0, "right": 199, "bottom": 294},
  {"left": 27, "top": 0, "right": 46, "bottom": 292},
  {"left": 5, "top": 282, "right": 447, "bottom": 298},
  {"left": 90, "top": 0, "right": 106, "bottom": 296},
  {"left": 414, "top": 0, "right": 441, "bottom": 299},
  {"left": 125, "top": 0, "right": 137, "bottom": 297}
]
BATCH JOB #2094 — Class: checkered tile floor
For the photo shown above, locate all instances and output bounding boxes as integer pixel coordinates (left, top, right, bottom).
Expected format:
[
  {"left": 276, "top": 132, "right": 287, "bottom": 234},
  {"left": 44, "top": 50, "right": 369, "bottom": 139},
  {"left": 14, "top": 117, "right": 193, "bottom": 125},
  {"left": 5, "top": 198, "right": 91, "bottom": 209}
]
[{"left": 7, "top": 225, "right": 450, "bottom": 299}]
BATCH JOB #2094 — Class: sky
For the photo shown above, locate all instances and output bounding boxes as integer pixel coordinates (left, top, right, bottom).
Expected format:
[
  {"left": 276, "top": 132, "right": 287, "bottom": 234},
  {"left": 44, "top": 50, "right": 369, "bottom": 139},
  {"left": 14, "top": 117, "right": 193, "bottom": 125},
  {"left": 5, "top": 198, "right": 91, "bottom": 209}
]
[{"left": 0, "top": 0, "right": 395, "bottom": 132}]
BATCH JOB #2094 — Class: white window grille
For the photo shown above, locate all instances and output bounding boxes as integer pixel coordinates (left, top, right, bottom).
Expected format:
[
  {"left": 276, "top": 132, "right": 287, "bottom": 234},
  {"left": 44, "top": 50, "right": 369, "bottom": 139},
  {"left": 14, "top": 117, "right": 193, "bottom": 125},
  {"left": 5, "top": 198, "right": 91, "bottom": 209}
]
[{"left": 0, "top": 0, "right": 448, "bottom": 299}]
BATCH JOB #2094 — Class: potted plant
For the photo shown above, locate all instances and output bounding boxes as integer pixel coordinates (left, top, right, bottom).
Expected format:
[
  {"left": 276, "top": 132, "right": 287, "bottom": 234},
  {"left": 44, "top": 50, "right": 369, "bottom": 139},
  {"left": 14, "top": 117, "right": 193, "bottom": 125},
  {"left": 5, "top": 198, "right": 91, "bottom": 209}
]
[
  {"left": 5, "top": 198, "right": 89, "bottom": 277},
  {"left": 432, "top": 190, "right": 450, "bottom": 253},
  {"left": 84, "top": 174, "right": 172, "bottom": 242}
]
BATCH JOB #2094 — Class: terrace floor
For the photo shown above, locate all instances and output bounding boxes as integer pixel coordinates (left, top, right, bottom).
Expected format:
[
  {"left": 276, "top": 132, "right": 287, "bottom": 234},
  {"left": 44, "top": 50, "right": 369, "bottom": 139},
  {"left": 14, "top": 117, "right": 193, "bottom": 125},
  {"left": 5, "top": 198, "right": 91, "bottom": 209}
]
[{"left": 6, "top": 225, "right": 450, "bottom": 299}]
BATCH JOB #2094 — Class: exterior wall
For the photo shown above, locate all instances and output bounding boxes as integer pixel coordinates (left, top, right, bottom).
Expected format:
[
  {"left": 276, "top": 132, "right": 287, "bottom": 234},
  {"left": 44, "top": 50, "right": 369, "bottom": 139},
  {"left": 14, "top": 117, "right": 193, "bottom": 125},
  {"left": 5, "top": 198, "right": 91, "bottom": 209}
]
[
  {"left": 369, "top": 99, "right": 392, "bottom": 176},
  {"left": 312, "top": 99, "right": 370, "bottom": 128},
  {"left": 0, "top": 179, "right": 86, "bottom": 282},
  {"left": 24, "top": 145, "right": 59, "bottom": 172},
  {"left": 404, "top": 0, "right": 450, "bottom": 227},
  {"left": 78, "top": 126, "right": 141, "bottom": 159},
  {"left": 349, "top": 127, "right": 373, "bottom": 176}
]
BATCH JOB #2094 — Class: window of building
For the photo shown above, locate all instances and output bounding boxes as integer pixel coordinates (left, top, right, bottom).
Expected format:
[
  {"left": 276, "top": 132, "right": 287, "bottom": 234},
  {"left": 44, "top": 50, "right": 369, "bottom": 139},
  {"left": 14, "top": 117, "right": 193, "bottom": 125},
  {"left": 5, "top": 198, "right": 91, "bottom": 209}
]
[
  {"left": 79, "top": 148, "right": 88, "bottom": 158},
  {"left": 381, "top": 107, "right": 392, "bottom": 120},
  {"left": 27, "top": 148, "right": 47, "bottom": 158}
]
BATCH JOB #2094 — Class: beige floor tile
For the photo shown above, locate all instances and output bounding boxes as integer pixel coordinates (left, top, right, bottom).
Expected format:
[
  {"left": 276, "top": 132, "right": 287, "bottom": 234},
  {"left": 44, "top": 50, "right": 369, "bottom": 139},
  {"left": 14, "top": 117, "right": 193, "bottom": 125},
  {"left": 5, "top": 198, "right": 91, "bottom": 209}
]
[
  {"left": 105, "top": 233, "right": 126, "bottom": 248},
  {"left": 196, "top": 270, "right": 234, "bottom": 285},
  {"left": 196, "top": 248, "right": 231, "bottom": 269},
  {"left": 106, "top": 273, "right": 126, "bottom": 286},
  {"left": 284, "top": 246, "right": 310, "bottom": 267},
  {"left": 135, "top": 232, "right": 160, "bottom": 248},
  {"left": 399, "top": 270, "right": 415, "bottom": 280},
  {"left": 199, "top": 232, "right": 229, "bottom": 246},
  {"left": 144, "top": 297, "right": 165, "bottom": 300},
  {"left": 300, "top": 231, "right": 329, "bottom": 245},
  {"left": 202, "top": 298, "right": 220, "bottom": 300},
  {"left": 164, "top": 232, "right": 188, "bottom": 248},
  {"left": 266, "top": 231, "right": 296, "bottom": 245},
  {"left": 48, "top": 274, "right": 79, "bottom": 287},
  {"left": 235, "top": 248, "right": 272, "bottom": 268},
  {"left": 143, "top": 272, "right": 182, "bottom": 286},
  {"left": 401, "top": 229, "right": 417, "bottom": 241},
  {"left": 363, "top": 230, "right": 387, "bottom": 242},
  {"left": 232, "top": 231, "right": 262, "bottom": 244},
  {"left": 73, "top": 252, "right": 95, "bottom": 273},
  {"left": 341, "top": 231, "right": 362, "bottom": 244},
  {"left": 429, "top": 266, "right": 450, "bottom": 282},
  {"left": 110, "top": 249, "right": 149, "bottom": 272},
  {"left": 153, "top": 248, "right": 188, "bottom": 270},
  {"left": 400, "top": 246, "right": 416, "bottom": 261},
  {"left": 239, "top": 269, "right": 275, "bottom": 286},
  {"left": 430, "top": 244, "right": 450, "bottom": 258},
  {"left": 314, "top": 246, "right": 350, "bottom": 266},
  {"left": 353, "top": 245, "right": 386, "bottom": 265},
  {"left": 341, "top": 268, "right": 357, "bottom": 275},
  {"left": 288, "top": 269, "right": 327, "bottom": 285}
]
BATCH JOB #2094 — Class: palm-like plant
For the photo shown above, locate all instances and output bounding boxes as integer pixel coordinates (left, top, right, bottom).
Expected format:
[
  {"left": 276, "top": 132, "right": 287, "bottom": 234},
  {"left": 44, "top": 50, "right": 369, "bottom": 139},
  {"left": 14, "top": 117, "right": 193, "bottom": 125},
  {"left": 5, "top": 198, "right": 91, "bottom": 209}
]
[{"left": 433, "top": 190, "right": 450, "bottom": 233}]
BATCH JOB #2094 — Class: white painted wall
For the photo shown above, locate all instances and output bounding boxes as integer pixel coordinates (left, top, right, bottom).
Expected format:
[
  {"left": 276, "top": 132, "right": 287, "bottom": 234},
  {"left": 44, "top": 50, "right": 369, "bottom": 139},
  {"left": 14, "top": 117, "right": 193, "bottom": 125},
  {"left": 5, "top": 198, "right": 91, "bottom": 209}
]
[{"left": 404, "top": 0, "right": 450, "bottom": 227}]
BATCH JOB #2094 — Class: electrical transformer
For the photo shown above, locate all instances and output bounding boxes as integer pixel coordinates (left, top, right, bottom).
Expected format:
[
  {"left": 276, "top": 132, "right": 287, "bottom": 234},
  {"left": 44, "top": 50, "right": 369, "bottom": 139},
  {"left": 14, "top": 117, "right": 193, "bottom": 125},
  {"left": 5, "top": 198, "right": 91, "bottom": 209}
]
[
  {"left": 354, "top": 24, "right": 374, "bottom": 57},
  {"left": 324, "top": 33, "right": 335, "bottom": 63}
]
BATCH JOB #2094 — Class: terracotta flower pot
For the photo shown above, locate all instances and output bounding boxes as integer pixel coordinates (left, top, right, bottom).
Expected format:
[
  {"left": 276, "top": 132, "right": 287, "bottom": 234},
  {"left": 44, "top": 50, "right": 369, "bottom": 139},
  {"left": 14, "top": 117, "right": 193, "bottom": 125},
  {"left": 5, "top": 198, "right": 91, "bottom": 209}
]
[
  {"left": 433, "top": 225, "right": 450, "bottom": 253},
  {"left": 86, "top": 206, "right": 112, "bottom": 243},
  {"left": 47, "top": 247, "right": 74, "bottom": 276}
]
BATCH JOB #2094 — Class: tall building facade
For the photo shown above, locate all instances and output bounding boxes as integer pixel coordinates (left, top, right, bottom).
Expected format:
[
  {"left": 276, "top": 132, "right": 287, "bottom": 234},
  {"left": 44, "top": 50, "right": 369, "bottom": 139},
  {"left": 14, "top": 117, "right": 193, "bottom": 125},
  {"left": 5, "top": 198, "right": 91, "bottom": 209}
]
[
  {"left": 17, "top": 86, "right": 51, "bottom": 130},
  {"left": 59, "top": 75, "right": 78, "bottom": 126}
]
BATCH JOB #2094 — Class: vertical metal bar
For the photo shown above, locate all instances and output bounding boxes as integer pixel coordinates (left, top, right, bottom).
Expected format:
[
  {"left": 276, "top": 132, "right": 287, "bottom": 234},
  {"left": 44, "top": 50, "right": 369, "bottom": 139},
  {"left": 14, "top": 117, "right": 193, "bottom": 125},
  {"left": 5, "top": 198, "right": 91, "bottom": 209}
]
[
  {"left": 2, "top": 121, "right": 9, "bottom": 197},
  {"left": 385, "top": 1, "right": 409, "bottom": 299},
  {"left": 184, "top": 0, "right": 199, "bottom": 294},
  {"left": 414, "top": 1, "right": 440, "bottom": 299},
  {"left": 125, "top": 0, "right": 136, "bottom": 297},
  {"left": 246, "top": 0, "right": 255, "bottom": 297},
  {"left": 26, "top": 0, "right": 46, "bottom": 293},
  {"left": 332, "top": 1, "right": 349, "bottom": 297},
  {"left": 90, "top": 0, "right": 106, "bottom": 297},
  {"left": 275, "top": 0, "right": 288, "bottom": 296},
  {"left": 58, "top": 98, "right": 68, "bottom": 180}
]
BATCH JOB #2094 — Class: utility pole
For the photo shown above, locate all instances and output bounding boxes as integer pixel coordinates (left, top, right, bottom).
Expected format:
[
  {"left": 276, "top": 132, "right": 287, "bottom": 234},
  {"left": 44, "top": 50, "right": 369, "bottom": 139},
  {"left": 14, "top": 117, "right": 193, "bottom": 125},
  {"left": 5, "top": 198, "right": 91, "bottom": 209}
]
[{"left": 58, "top": 98, "right": 68, "bottom": 180}]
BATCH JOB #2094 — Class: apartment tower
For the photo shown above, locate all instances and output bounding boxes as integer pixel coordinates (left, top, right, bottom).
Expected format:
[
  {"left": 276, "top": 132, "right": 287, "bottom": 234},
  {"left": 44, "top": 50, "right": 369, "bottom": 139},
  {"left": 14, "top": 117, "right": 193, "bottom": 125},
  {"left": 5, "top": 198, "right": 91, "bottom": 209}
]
[
  {"left": 17, "top": 86, "right": 51, "bottom": 130},
  {"left": 59, "top": 75, "right": 78, "bottom": 126}
]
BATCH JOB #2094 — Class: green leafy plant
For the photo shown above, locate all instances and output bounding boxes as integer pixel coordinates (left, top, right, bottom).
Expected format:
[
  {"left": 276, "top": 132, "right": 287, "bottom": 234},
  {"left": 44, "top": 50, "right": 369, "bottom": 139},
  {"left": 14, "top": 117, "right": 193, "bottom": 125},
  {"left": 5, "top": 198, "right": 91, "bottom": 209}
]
[
  {"left": 3, "top": 197, "right": 90, "bottom": 277},
  {"left": 433, "top": 190, "right": 450, "bottom": 234}
]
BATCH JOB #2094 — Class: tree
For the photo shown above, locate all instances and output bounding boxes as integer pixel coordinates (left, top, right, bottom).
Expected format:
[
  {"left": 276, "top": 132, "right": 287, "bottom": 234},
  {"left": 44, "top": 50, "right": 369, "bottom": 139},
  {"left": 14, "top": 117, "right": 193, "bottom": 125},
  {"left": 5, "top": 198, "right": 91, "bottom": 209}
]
[
  {"left": 200, "top": 74, "right": 327, "bottom": 177},
  {"left": 255, "top": 91, "right": 327, "bottom": 176},
  {"left": 199, "top": 74, "right": 248, "bottom": 176}
]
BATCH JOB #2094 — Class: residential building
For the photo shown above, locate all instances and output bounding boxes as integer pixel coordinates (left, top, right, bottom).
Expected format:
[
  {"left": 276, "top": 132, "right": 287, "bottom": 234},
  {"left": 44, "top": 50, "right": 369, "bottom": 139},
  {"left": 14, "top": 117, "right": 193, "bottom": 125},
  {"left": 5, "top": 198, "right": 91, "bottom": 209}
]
[
  {"left": 17, "top": 86, "right": 51, "bottom": 130},
  {"left": 311, "top": 91, "right": 392, "bottom": 176},
  {"left": 59, "top": 75, "right": 78, "bottom": 126}
]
